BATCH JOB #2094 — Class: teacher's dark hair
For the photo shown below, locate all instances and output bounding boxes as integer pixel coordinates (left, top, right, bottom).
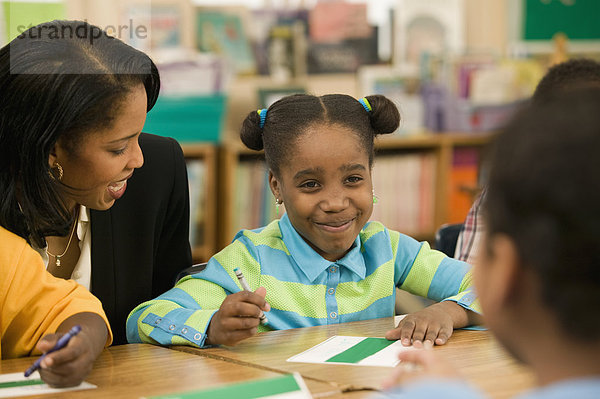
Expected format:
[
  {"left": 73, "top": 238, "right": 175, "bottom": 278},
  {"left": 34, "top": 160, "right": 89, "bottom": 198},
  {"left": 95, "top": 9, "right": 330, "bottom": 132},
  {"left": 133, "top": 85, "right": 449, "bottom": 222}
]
[{"left": 0, "top": 20, "right": 160, "bottom": 247}]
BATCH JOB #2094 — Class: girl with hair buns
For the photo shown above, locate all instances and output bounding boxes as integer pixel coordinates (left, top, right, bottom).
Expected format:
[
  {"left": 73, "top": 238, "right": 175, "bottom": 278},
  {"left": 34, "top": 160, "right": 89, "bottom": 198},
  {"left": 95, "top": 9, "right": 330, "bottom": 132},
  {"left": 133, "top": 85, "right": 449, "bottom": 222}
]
[{"left": 128, "top": 94, "right": 481, "bottom": 348}]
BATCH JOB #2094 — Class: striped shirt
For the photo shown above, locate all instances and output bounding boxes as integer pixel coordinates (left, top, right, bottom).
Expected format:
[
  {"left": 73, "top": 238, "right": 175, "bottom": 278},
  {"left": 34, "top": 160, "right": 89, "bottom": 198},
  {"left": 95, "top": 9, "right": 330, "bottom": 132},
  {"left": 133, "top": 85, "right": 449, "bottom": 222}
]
[
  {"left": 127, "top": 213, "right": 480, "bottom": 347},
  {"left": 454, "top": 189, "right": 487, "bottom": 265}
]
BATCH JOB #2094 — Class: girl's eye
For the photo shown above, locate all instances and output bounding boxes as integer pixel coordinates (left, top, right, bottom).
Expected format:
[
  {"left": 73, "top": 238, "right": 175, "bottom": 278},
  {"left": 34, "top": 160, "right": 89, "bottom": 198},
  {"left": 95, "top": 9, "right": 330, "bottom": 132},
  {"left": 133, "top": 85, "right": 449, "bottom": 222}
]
[
  {"left": 346, "top": 175, "right": 363, "bottom": 184},
  {"left": 300, "top": 181, "right": 319, "bottom": 189}
]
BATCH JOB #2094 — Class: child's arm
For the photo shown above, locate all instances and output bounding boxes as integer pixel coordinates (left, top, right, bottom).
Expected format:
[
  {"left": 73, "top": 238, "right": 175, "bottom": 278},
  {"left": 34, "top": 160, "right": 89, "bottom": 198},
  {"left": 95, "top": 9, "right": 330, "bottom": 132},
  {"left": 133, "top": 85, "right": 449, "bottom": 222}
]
[
  {"left": 127, "top": 274, "right": 269, "bottom": 347},
  {"left": 388, "top": 232, "right": 482, "bottom": 346},
  {"left": 127, "top": 238, "right": 269, "bottom": 347},
  {"left": 35, "top": 312, "right": 108, "bottom": 387}
]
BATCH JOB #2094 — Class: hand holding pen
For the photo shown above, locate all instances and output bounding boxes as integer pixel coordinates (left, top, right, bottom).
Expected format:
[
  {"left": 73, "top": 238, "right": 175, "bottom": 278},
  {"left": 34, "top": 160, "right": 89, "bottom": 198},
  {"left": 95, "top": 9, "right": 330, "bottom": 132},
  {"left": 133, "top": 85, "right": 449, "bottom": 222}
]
[
  {"left": 25, "top": 325, "right": 82, "bottom": 377},
  {"left": 205, "top": 268, "right": 271, "bottom": 346},
  {"left": 234, "top": 268, "right": 268, "bottom": 325}
]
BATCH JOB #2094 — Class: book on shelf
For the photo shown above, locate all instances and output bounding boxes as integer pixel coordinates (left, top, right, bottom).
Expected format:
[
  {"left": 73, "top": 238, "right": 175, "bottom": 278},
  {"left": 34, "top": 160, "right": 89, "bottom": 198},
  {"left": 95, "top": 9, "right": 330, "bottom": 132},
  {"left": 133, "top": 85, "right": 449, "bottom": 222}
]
[
  {"left": 447, "top": 148, "right": 479, "bottom": 224},
  {"left": 232, "top": 159, "right": 280, "bottom": 237},
  {"left": 358, "top": 65, "right": 424, "bottom": 135},
  {"left": 370, "top": 153, "right": 436, "bottom": 237},
  {"left": 123, "top": 4, "right": 182, "bottom": 52},
  {"left": 306, "top": 2, "right": 379, "bottom": 74},
  {"left": 187, "top": 159, "right": 206, "bottom": 248},
  {"left": 196, "top": 8, "right": 256, "bottom": 75},
  {"left": 248, "top": 8, "right": 309, "bottom": 77}
]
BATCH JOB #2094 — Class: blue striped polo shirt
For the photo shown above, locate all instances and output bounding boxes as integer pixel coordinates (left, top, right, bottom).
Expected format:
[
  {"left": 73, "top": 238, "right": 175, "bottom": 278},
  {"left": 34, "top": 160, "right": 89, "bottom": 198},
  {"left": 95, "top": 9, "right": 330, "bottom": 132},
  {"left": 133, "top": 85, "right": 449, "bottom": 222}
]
[{"left": 127, "top": 213, "right": 480, "bottom": 347}]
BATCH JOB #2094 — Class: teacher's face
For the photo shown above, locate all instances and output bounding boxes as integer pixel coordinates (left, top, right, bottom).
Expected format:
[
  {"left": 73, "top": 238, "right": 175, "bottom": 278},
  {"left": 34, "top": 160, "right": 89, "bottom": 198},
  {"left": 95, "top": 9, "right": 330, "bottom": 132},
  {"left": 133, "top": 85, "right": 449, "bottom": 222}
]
[{"left": 50, "top": 84, "right": 147, "bottom": 211}]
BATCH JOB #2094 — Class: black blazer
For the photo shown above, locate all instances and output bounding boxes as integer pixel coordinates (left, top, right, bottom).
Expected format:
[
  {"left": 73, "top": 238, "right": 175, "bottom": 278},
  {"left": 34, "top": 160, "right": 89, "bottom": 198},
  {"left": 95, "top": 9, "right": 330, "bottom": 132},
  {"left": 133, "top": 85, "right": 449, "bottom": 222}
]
[{"left": 90, "top": 133, "right": 193, "bottom": 344}]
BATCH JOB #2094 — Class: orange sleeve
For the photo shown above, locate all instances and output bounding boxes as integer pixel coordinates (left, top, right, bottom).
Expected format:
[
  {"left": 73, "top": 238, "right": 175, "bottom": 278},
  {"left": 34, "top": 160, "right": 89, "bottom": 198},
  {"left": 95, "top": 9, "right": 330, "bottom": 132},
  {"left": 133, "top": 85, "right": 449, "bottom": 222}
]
[{"left": 1, "top": 228, "right": 112, "bottom": 359}]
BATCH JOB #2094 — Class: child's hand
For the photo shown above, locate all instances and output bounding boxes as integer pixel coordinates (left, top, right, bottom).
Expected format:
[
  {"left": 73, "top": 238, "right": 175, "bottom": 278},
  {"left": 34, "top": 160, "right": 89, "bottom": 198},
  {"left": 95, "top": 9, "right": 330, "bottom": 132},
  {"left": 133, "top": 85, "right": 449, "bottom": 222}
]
[
  {"left": 206, "top": 286, "right": 271, "bottom": 346},
  {"left": 35, "top": 330, "right": 97, "bottom": 387},
  {"left": 385, "top": 301, "right": 469, "bottom": 346},
  {"left": 381, "top": 348, "right": 461, "bottom": 390}
]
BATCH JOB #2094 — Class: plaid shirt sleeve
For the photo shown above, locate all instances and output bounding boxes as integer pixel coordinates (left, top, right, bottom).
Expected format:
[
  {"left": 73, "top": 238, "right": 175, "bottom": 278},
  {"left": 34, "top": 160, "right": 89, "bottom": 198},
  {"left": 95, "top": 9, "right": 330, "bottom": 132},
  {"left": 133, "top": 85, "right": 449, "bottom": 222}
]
[{"left": 454, "top": 189, "right": 486, "bottom": 265}]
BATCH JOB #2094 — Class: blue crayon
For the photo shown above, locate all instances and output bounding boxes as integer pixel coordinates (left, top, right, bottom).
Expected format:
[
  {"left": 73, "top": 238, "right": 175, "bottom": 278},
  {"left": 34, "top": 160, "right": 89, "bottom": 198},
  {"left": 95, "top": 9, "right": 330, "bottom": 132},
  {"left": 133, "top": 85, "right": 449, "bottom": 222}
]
[{"left": 24, "top": 325, "right": 82, "bottom": 377}]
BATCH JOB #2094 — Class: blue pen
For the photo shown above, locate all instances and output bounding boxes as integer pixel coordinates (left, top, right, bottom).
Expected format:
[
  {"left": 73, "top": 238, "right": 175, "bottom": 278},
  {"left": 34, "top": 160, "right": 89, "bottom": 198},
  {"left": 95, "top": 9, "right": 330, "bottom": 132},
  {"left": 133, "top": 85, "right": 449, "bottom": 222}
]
[{"left": 24, "top": 325, "right": 82, "bottom": 377}]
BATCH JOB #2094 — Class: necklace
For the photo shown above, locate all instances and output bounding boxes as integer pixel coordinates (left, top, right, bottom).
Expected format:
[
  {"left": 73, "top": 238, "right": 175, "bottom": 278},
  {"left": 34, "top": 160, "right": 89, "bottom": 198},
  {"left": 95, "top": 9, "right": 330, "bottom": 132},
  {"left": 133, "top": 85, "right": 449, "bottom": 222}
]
[{"left": 46, "top": 209, "right": 78, "bottom": 267}]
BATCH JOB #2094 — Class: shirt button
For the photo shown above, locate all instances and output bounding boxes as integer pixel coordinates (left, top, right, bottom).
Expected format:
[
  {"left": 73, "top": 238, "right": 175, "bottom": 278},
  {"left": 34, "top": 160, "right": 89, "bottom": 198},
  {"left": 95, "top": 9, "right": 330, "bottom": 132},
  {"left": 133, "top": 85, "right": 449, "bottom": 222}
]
[
  {"left": 194, "top": 333, "right": 202, "bottom": 341},
  {"left": 181, "top": 328, "right": 188, "bottom": 334},
  {"left": 329, "top": 266, "right": 337, "bottom": 273},
  {"left": 328, "top": 288, "right": 335, "bottom": 295},
  {"left": 73, "top": 272, "right": 82, "bottom": 279},
  {"left": 330, "top": 312, "right": 337, "bottom": 319},
  {"left": 169, "top": 324, "right": 176, "bottom": 331},
  {"left": 154, "top": 318, "right": 162, "bottom": 325}
]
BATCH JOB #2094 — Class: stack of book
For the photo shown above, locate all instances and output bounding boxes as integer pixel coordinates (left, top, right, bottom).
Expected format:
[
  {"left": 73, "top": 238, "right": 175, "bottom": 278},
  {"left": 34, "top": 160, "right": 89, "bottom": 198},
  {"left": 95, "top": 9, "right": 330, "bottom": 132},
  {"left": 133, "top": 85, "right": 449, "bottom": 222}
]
[
  {"left": 232, "top": 160, "right": 279, "bottom": 235},
  {"left": 370, "top": 154, "right": 436, "bottom": 236}
]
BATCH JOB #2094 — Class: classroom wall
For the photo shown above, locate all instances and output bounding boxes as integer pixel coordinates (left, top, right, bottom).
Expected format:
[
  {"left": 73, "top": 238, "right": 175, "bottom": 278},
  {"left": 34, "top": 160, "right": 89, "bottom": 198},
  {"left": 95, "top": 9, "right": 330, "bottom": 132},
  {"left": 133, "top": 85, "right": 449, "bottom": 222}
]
[{"left": 464, "top": 0, "right": 507, "bottom": 54}]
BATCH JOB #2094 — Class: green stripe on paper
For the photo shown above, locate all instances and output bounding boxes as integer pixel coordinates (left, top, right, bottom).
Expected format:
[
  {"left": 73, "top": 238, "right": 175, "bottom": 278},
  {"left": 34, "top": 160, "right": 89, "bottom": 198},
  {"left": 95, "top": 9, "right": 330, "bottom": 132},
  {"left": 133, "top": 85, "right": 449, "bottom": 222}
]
[
  {"left": 149, "top": 374, "right": 300, "bottom": 399},
  {"left": 325, "top": 337, "right": 395, "bottom": 364},
  {"left": 0, "top": 379, "right": 45, "bottom": 389}
]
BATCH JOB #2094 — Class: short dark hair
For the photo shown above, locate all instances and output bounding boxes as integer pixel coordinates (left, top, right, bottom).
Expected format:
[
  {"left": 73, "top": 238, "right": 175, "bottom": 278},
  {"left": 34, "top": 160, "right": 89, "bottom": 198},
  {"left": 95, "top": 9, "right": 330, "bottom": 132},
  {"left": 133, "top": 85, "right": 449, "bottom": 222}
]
[
  {"left": 239, "top": 94, "right": 400, "bottom": 176},
  {"left": 533, "top": 58, "right": 600, "bottom": 103},
  {"left": 0, "top": 20, "right": 160, "bottom": 246},
  {"left": 484, "top": 88, "right": 600, "bottom": 340}
]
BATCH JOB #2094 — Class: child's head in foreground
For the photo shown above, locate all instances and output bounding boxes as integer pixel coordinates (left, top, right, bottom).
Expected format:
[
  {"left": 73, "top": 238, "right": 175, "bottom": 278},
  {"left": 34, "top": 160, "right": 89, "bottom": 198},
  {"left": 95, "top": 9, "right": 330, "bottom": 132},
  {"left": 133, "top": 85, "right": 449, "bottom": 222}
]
[
  {"left": 239, "top": 94, "right": 400, "bottom": 261},
  {"left": 479, "top": 88, "right": 600, "bottom": 359}
]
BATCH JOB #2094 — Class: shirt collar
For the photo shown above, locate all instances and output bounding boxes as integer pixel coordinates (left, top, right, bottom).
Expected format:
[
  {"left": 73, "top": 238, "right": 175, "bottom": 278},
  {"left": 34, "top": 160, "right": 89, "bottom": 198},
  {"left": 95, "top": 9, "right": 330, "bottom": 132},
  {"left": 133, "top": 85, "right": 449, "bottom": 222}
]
[
  {"left": 76, "top": 205, "right": 89, "bottom": 241},
  {"left": 279, "top": 213, "right": 366, "bottom": 282}
]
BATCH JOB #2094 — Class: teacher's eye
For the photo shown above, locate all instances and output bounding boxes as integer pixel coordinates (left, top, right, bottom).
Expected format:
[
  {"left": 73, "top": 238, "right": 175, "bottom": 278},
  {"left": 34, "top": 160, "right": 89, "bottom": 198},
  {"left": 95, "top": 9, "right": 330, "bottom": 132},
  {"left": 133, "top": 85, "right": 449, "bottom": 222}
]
[{"left": 110, "top": 146, "right": 127, "bottom": 155}]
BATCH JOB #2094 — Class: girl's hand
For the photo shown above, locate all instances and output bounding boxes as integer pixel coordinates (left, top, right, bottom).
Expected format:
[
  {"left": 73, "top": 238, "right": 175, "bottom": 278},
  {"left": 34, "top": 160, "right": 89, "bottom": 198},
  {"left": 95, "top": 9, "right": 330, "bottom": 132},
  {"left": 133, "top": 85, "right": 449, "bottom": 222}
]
[
  {"left": 385, "top": 301, "right": 469, "bottom": 346},
  {"left": 36, "top": 330, "right": 98, "bottom": 387},
  {"left": 381, "top": 348, "right": 461, "bottom": 390},
  {"left": 206, "top": 287, "right": 271, "bottom": 346}
]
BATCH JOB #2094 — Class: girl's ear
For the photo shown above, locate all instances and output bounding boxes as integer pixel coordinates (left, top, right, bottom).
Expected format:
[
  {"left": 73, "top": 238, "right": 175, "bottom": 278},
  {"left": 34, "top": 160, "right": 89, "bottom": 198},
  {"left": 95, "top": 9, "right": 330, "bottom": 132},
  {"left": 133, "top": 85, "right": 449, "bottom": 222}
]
[{"left": 268, "top": 170, "right": 281, "bottom": 201}]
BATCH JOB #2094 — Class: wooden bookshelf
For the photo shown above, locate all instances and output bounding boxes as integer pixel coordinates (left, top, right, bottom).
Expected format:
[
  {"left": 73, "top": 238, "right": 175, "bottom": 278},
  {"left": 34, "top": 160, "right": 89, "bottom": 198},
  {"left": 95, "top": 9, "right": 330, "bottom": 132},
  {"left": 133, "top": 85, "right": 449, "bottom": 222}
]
[
  {"left": 181, "top": 143, "right": 217, "bottom": 262},
  {"left": 216, "top": 132, "right": 494, "bottom": 251}
]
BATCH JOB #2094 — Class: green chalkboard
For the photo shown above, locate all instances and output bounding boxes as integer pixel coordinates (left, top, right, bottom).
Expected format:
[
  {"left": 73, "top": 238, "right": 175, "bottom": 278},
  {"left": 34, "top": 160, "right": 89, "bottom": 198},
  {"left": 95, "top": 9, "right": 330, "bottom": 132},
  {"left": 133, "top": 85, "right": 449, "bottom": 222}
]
[{"left": 523, "top": 0, "right": 600, "bottom": 41}]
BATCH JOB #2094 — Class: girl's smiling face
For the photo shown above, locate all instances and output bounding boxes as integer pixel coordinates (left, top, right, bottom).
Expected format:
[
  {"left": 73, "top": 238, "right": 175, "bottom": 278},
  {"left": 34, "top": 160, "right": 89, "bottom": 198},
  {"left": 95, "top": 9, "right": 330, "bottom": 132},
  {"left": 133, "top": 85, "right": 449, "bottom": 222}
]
[{"left": 269, "top": 123, "right": 374, "bottom": 261}]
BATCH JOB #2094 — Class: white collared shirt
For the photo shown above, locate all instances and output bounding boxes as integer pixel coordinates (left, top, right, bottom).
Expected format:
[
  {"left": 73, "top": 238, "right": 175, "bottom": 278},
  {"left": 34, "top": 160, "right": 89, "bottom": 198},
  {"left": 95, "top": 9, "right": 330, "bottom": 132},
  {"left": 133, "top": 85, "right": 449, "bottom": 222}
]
[{"left": 35, "top": 205, "right": 92, "bottom": 290}]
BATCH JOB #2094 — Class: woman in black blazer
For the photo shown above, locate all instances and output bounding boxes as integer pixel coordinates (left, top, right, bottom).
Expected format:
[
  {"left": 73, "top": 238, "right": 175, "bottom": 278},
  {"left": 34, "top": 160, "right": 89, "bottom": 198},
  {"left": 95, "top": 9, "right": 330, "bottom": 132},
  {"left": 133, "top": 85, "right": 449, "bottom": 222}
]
[
  {"left": 0, "top": 21, "right": 192, "bottom": 345},
  {"left": 91, "top": 133, "right": 192, "bottom": 344}
]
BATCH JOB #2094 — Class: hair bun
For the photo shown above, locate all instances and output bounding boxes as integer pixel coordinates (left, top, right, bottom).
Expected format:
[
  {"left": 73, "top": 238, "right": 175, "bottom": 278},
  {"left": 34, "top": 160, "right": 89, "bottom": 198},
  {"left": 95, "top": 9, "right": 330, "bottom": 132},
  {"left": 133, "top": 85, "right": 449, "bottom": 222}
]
[
  {"left": 365, "top": 94, "right": 400, "bottom": 135},
  {"left": 240, "top": 110, "right": 264, "bottom": 151}
]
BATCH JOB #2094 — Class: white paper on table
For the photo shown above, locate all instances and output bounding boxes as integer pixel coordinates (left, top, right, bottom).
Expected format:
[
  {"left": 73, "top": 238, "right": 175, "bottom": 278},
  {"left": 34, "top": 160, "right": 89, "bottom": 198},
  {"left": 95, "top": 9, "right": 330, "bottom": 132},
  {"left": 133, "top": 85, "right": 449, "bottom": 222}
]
[
  {"left": 0, "top": 371, "right": 96, "bottom": 398},
  {"left": 287, "top": 336, "right": 416, "bottom": 367},
  {"left": 394, "top": 314, "right": 407, "bottom": 325}
]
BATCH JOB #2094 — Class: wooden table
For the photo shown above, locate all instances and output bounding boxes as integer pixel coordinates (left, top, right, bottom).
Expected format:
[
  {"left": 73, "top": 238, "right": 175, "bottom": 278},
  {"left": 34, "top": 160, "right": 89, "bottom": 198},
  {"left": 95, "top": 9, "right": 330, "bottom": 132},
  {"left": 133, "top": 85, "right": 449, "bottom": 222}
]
[
  {"left": 173, "top": 317, "right": 536, "bottom": 399},
  {"left": 0, "top": 344, "right": 337, "bottom": 399}
]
